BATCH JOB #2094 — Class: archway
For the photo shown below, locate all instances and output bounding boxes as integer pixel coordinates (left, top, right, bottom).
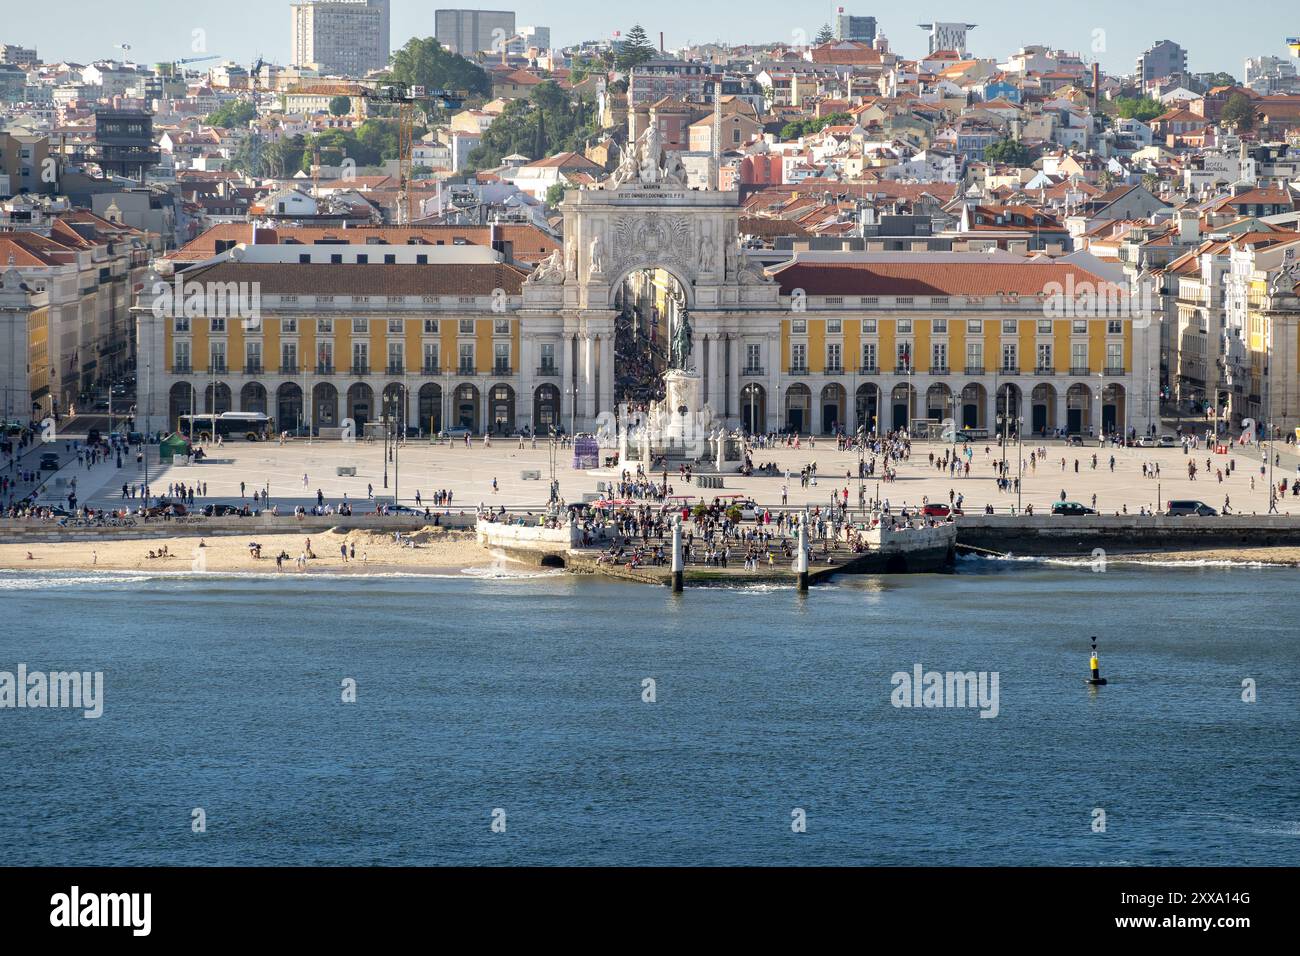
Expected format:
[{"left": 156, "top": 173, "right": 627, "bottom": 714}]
[
  {"left": 926, "top": 382, "right": 953, "bottom": 423},
  {"left": 313, "top": 382, "right": 338, "bottom": 429},
  {"left": 1031, "top": 383, "right": 1057, "bottom": 436},
  {"left": 490, "top": 383, "right": 515, "bottom": 434},
  {"left": 960, "top": 382, "right": 986, "bottom": 429},
  {"left": 168, "top": 382, "right": 195, "bottom": 432},
  {"left": 890, "top": 383, "right": 915, "bottom": 432},
  {"left": 820, "top": 383, "right": 846, "bottom": 435},
  {"left": 1067, "top": 383, "right": 1092, "bottom": 434},
  {"left": 419, "top": 383, "right": 442, "bottom": 435},
  {"left": 1102, "top": 383, "right": 1126, "bottom": 438},
  {"left": 613, "top": 267, "right": 686, "bottom": 405},
  {"left": 533, "top": 384, "right": 559, "bottom": 434},
  {"left": 454, "top": 383, "right": 480, "bottom": 431},
  {"left": 276, "top": 383, "right": 302, "bottom": 433},
  {"left": 784, "top": 383, "right": 811, "bottom": 433},
  {"left": 995, "top": 384, "right": 1022, "bottom": 436},
  {"left": 203, "top": 382, "right": 232, "bottom": 415},
  {"left": 240, "top": 382, "right": 267, "bottom": 415},
  {"left": 347, "top": 382, "right": 373, "bottom": 429},
  {"left": 855, "top": 383, "right": 881, "bottom": 434},
  {"left": 740, "top": 383, "right": 766, "bottom": 434}
]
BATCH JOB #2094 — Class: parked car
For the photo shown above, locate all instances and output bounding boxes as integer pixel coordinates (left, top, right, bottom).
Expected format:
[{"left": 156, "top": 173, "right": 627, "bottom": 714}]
[
  {"left": 440, "top": 426, "right": 473, "bottom": 439},
  {"left": 203, "top": 503, "right": 249, "bottom": 517},
  {"left": 1166, "top": 500, "right": 1218, "bottom": 517},
  {"left": 1051, "top": 501, "right": 1097, "bottom": 516},
  {"left": 1065, "top": 435, "right": 1087, "bottom": 446},
  {"left": 922, "top": 503, "right": 962, "bottom": 517},
  {"left": 39, "top": 453, "right": 60, "bottom": 471},
  {"left": 143, "top": 500, "right": 187, "bottom": 518},
  {"left": 1158, "top": 435, "right": 1177, "bottom": 447},
  {"left": 1137, "top": 436, "right": 1159, "bottom": 448},
  {"left": 955, "top": 428, "right": 988, "bottom": 442},
  {"left": 381, "top": 504, "right": 426, "bottom": 516}
]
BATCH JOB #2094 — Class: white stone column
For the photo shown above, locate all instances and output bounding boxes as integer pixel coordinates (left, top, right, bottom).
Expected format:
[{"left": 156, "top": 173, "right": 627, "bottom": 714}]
[
  {"left": 601, "top": 333, "right": 615, "bottom": 419},
  {"left": 582, "top": 334, "right": 595, "bottom": 425},
  {"left": 558, "top": 331, "right": 571, "bottom": 430},
  {"left": 519, "top": 334, "right": 533, "bottom": 433}
]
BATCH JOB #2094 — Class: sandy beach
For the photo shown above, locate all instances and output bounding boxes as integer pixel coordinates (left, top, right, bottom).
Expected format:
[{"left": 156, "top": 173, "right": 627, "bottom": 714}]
[
  {"left": 1112, "top": 546, "right": 1300, "bottom": 567},
  {"left": 0, "top": 526, "right": 501, "bottom": 574}
]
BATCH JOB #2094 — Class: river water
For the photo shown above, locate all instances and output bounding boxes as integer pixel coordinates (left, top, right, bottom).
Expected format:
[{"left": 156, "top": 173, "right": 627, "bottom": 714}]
[{"left": 1, "top": 559, "right": 1297, "bottom": 866}]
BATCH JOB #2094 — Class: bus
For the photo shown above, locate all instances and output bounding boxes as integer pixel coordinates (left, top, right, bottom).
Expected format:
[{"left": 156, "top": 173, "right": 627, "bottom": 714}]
[{"left": 178, "top": 412, "right": 273, "bottom": 442}]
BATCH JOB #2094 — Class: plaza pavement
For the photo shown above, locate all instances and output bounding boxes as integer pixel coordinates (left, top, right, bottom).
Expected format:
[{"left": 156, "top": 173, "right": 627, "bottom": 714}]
[{"left": 46, "top": 432, "right": 1300, "bottom": 517}]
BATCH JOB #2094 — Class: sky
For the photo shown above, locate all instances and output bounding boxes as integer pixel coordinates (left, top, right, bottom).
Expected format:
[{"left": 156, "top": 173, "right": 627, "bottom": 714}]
[{"left": 3, "top": 0, "right": 1296, "bottom": 79}]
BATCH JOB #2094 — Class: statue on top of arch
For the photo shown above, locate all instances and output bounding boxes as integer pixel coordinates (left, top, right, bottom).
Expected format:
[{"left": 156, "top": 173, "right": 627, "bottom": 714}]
[{"left": 607, "top": 124, "right": 688, "bottom": 190}]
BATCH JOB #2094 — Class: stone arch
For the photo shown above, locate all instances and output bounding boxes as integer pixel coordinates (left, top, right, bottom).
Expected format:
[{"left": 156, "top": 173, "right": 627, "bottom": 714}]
[
  {"left": 168, "top": 381, "right": 195, "bottom": 432},
  {"left": 606, "top": 262, "right": 695, "bottom": 311},
  {"left": 240, "top": 381, "right": 267, "bottom": 415},
  {"left": 419, "top": 383, "right": 442, "bottom": 435},
  {"left": 347, "top": 382, "right": 374, "bottom": 429},
  {"left": 926, "top": 382, "right": 953, "bottom": 423},
  {"left": 784, "top": 383, "right": 811, "bottom": 433},
  {"left": 960, "top": 382, "right": 987, "bottom": 429},
  {"left": 890, "top": 383, "right": 916, "bottom": 432},
  {"left": 489, "top": 383, "right": 516, "bottom": 434},
  {"left": 740, "top": 383, "right": 766, "bottom": 434},
  {"left": 1066, "top": 383, "right": 1093, "bottom": 435},
  {"left": 204, "top": 382, "right": 232, "bottom": 414},
  {"left": 855, "top": 383, "right": 881, "bottom": 434},
  {"left": 819, "top": 382, "right": 846, "bottom": 435},
  {"left": 1031, "top": 383, "right": 1057, "bottom": 435},
  {"left": 382, "top": 382, "right": 406, "bottom": 435},
  {"left": 1102, "top": 383, "right": 1126, "bottom": 438},
  {"left": 277, "top": 382, "right": 303, "bottom": 433},
  {"left": 533, "top": 384, "right": 560, "bottom": 434},
  {"left": 313, "top": 382, "right": 338, "bottom": 429},
  {"left": 454, "top": 383, "right": 480, "bottom": 431}
]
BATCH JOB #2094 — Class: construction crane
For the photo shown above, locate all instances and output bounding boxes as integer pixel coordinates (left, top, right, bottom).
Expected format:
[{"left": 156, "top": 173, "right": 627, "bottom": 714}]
[
  {"left": 1289, "top": 37, "right": 1300, "bottom": 58},
  {"left": 247, "top": 57, "right": 266, "bottom": 178},
  {"left": 358, "top": 84, "right": 468, "bottom": 224}
]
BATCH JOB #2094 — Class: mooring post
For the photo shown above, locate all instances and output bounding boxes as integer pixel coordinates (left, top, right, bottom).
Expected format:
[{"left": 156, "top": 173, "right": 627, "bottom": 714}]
[{"left": 796, "top": 512, "right": 810, "bottom": 593}]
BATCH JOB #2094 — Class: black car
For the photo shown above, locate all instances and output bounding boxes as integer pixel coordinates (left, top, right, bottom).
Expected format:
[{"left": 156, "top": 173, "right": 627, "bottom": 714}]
[
  {"left": 1166, "top": 500, "right": 1218, "bottom": 517},
  {"left": 39, "top": 453, "right": 60, "bottom": 471},
  {"left": 204, "top": 504, "right": 250, "bottom": 517}
]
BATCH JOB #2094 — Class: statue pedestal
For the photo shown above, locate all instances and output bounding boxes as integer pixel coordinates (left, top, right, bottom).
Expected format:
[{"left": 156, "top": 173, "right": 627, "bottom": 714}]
[{"left": 662, "top": 370, "right": 707, "bottom": 457}]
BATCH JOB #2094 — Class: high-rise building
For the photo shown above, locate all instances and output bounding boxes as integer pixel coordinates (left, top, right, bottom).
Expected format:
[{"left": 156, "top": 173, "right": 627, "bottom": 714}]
[
  {"left": 434, "top": 9, "right": 517, "bottom": 57},
  {"left": 1135, "top": 39, "right": 1188, "bottom": 87},
  {"left": 917, "top": 22, "right": 977, "bottom": 55},
  {"left": 833, "top": 10, "right": 877, "bottom": 44},
  {"left": 291, "top": 0, "right": 391, "bottom": 76},
  {"left": 1, "top": 44, "right": 38, "bottom": 66}
]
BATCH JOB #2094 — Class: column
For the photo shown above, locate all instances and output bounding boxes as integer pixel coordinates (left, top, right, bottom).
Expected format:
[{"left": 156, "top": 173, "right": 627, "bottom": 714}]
[
  {"left": 600, "top": 333, "right": 615, "bottom": 419},
  {"left": 582, "top": 334, "right": 595, "bottom": 425},
  {"left": 558, "top": 331, "right": 571, "bottom": 431},
  {"left": 727, "top": 335, "right": 738, "bottom": 418},
  {"left": 767, "top": 332, "right": 780, "bottom": 433},
  {"left": 1056, "top": 390, "right": 1068, "bottom": 436},
  {"left": 519, "top": 334, "right": 533, "bottom": 433}
]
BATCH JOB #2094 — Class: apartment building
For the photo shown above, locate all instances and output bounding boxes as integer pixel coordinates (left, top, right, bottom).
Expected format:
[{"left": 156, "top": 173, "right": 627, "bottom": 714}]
[{"left": 291, "top": 0, "right": 391, "bottom": 76}]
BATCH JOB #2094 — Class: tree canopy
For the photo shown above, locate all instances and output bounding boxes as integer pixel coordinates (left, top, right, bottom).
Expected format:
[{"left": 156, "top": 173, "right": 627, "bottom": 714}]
[
  {"left": 1115, "top": 96, "right": 1164, "bottom": 122},
  {"left": 780, "top": 111, "right": 854, "bottom": 142},
  {"left": 328, "top": 95, "right": 352, "bottom": 117},
  {"left": 466, "top": 81, "right": 601, "bottom": 171},
  {"left": 984, "top": 137, "right": 1032, "bottom": 167},
  {"left": 387, "top": 36, "right": 491, "bottom": 100},
  {"left": 615, "top": 24, "right": 656, "bottom": 72},
  {"left": 206, "top": 100, "right": 256, "bottom": 129},
  {"left": 815, "top": 23, "right": 835, "bottom": 45},
  {"left": 1221, "top": 93, "right": 1255, "bottom": 131}
]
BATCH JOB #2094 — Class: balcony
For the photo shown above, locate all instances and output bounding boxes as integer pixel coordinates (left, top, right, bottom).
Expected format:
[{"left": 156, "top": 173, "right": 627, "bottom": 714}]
[
  {"left": 457, "top": 364, "right": 476, "bottom": 376},
  {"left": 492, "top": 364, "right": 512, "bottom": 376},
  {"left": 536, "top": 365, "right": 559, "bottom": 377},
  {"left": 279, "top": 365, "right": 300, "bottom": 375},
  {"left": 1069, "top": 366, "right": 1091, "bottom": 376},
  {"left": 173, "top": 363, "right": 192, "bottom": 374},
  {"left": 824, "top": 364, "right": 844, "bottom": 375},
  {"left": 422, "top": 364, "right": 443, "bottom": 375},
  {"left": 243, "top": 363, "right": 263, "bottom": 375},
  {"left": 316, "top": 364, "right": 334, "bottom": 375},
  {"left": 857, "top": 365, "right": 879, "bottom": 375},
  {"left": 1034, "top": 367, "right": 1055, "bottom": 376},
  {"left": 964, "top": 366, "right": 984, "bottom": 376},
  {"left": 893, "top": 365, "right": 914, "bottom": 375},
  {"left": 741, "top": 366, "right": 765, "bottom": 377},
  {"left": 351, "top": 364, "right": 370, "bottom": 376},
  {"left": 386, "top": 364, "right": 404, "bottom": 375},
  {"left": 930, "top": 366, "right": 949, "bottom": 375},
  {"left": 1104, "top": 366, "right": 1126, "bottom": 377},
  {"left": 999, "top": 366, "right": 1020, "bottom": 375},
  {"left": 787, "top": 366, "right": 809, "bottom": 376},
  {"left": 209, "top": 363, "right": 228, "bottom": 375}
]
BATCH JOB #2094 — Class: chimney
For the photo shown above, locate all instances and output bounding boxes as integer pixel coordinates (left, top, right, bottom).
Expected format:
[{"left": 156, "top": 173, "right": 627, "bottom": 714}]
[
  {"left": 1177, "top": 208, "right": 1200, "bottom": 244},
  {"left": 660, "top": 32, "right": 664, "bottom": 53}
]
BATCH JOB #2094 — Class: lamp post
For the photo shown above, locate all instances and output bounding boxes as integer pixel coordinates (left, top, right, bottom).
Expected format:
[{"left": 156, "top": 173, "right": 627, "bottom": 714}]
[{"left": 1017, "top": 415, "right": 1024, "bottom": 513}]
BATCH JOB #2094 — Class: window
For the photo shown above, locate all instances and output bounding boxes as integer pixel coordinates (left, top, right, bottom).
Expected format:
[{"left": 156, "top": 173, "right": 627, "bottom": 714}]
[
  {"left": 494, "top": 343, "right": 510, "bottom": 371},
  {"left": 968, "top": 319, "right": 982, "bottom": 334},
  {"left": 210, "top": 341, "right": 226, "bottom": 372},
  {"left": 1106, "top": 343, "right": 1123, "bottom": 370},
  {"left": 1037, "top": 319, "right": 1052, "bottom": 334},
  {"left": 791, "top": 343, "right": 807, "bottom": 370},
  {"left": 356, "top": 254, "right": 368, "bottom": 265},
  {"left": 281, "top": 342, "right": 297, "bottom": 371},
  {"left": 932, "top": 319, "right": 947, "bottom": 334},
  {"left": 897, "top": 318, "right": 913, "bottom": 334},
  {"left": 459, "top": 318, "right": 474, "bottom": 334},
  {"left": 897, "top": 342, "right": 912, "bottom": 369},
  {"left": 826, "top": 343, "right": 841, "bottom": 370},
  {"left": 384, "top": 254, "right": 396, "bottom": 265},
  {"left": 932, "top": 342, "right": 947, "bottom": 370},
  {"left": 352, "top": 342, "right": 368, "bottom": 371},
  {"left": 1037, "top": 344, "right": 1052, "bottom": 370},
  {"left": 827, "top": 319, "right": 841, "bottom": 334},
  {"left": 174, "top": 317, "right": 190, "bottom": 333},
  {"left": 210, "top": 317, "right": 225, "bottom": 333},
  {"left": 1107, "top": 319, "right": 1123, "bottom": 334},
  {"left": 317, "top": 318, "right": 333, "bottom": 334},
  {"left": 423, "top": 343, "right": 439, "bottom": 371},
  {"left": 174, "top": 341, "right": 191, "bottom": 371},
  {"left": 792, "top": 319, "right": 806, "bottom": 333},
  {"left": 1002, "top": 319, "right": 1017, "bottom": 334},
  {"left": 281, "top": 318, "right": 296, "bottom": 334},
  {"left": 317, "top": 342, "right": 333, "bottom": 370},
  {"left": 245, "top": 341, "right": 262, "bottom": 371},
  {"left": 745, "top": 343, "right": 761, "bottom": 371},
  {"left": 966, "top": 342, "right": 983, "bottom": 370},
  {"left": 494, "top": 318, "right": 510, "bottom": 335},
  {"left": 299, "top": 254, "right": 310, "bottom": 264},
  {"left": 1072, "top": 319, "right": 1087, "bottom": 334},
  {"left": 1001, "top": 343, "right": 1017, "bottom": 372},
  {"left": 388, "top": 318, "right": 403, "bottom": 334},
  {"left": 352, "top": 318, "right": 368, "bottom": 334},
  {"left": 862, "top": 319, "right": 877, "bottom": 333},
  {"left": 896, "top": 297, "right": 914, "bottom": 305},
  {"left": 459, "top": 343, "right": 474, "bottom": 372},
  {"left": 539, "top": 343, "right": 555, "bottom": 372},
  {"left": 424, "top": 319, "right": 439, "bottom": 334},
  {"left": 861, "top": 343, "right": 877, "bottom": 370},
  {"left": 388, "top": 342, "right": 404, "bottom": 372}
]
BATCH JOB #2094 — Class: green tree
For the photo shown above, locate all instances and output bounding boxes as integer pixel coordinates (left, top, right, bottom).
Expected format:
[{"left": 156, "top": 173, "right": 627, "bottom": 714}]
[
  {"left": 815, "top": 23, "right": 834, "bottom": 45},
  {"left": 387, "top": 36, "right": 491, "bottom": 100},
  {"left": 616, "top": 24, "right": 656, "bottom": 72},
  {"left": 545, "top": 182, "right": 568, "bottom": 207},
  {"left": 1221, "top": 93, "right": 1255, "bottom": 131},
  {"left": 328, "top": 95, "right": 352, "bottom": 117},
  {"left": 1115, "top": 96, "right": 1164, "bottom": 122},
  {"left": 206, "top": 100, "right": 256, "bottom": 128},
  {"left": 466, "top": 81, "right": 601, "bottom": 171},
  {"left": 984, "top": 138, "right": 1031, "bottom": 166}
]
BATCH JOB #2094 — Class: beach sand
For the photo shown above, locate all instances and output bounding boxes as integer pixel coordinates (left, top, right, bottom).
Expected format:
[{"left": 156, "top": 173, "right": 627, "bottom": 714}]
[
  {"left": 0, "top": 526, "right": 501, "bottom": 575},
  {"left": 1113, "top": 547, "right": 1300, "bottom": 567}
]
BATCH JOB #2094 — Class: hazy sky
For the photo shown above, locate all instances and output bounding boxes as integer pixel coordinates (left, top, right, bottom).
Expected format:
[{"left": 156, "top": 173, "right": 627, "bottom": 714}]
[{"left": 4, "top": 0, "right": 1296, "bottom": 78}]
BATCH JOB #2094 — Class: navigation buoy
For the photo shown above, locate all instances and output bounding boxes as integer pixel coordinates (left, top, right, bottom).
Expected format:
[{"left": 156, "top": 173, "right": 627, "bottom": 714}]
[
  {"left": 795, "top": 512, "right": 810, "bottom": 593},
  {"left": 671, "top": 518, "right": 684, "bottom": 593},
  {"left": 1086, "top": 637, "right": 1107, "bottom": 686}
]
